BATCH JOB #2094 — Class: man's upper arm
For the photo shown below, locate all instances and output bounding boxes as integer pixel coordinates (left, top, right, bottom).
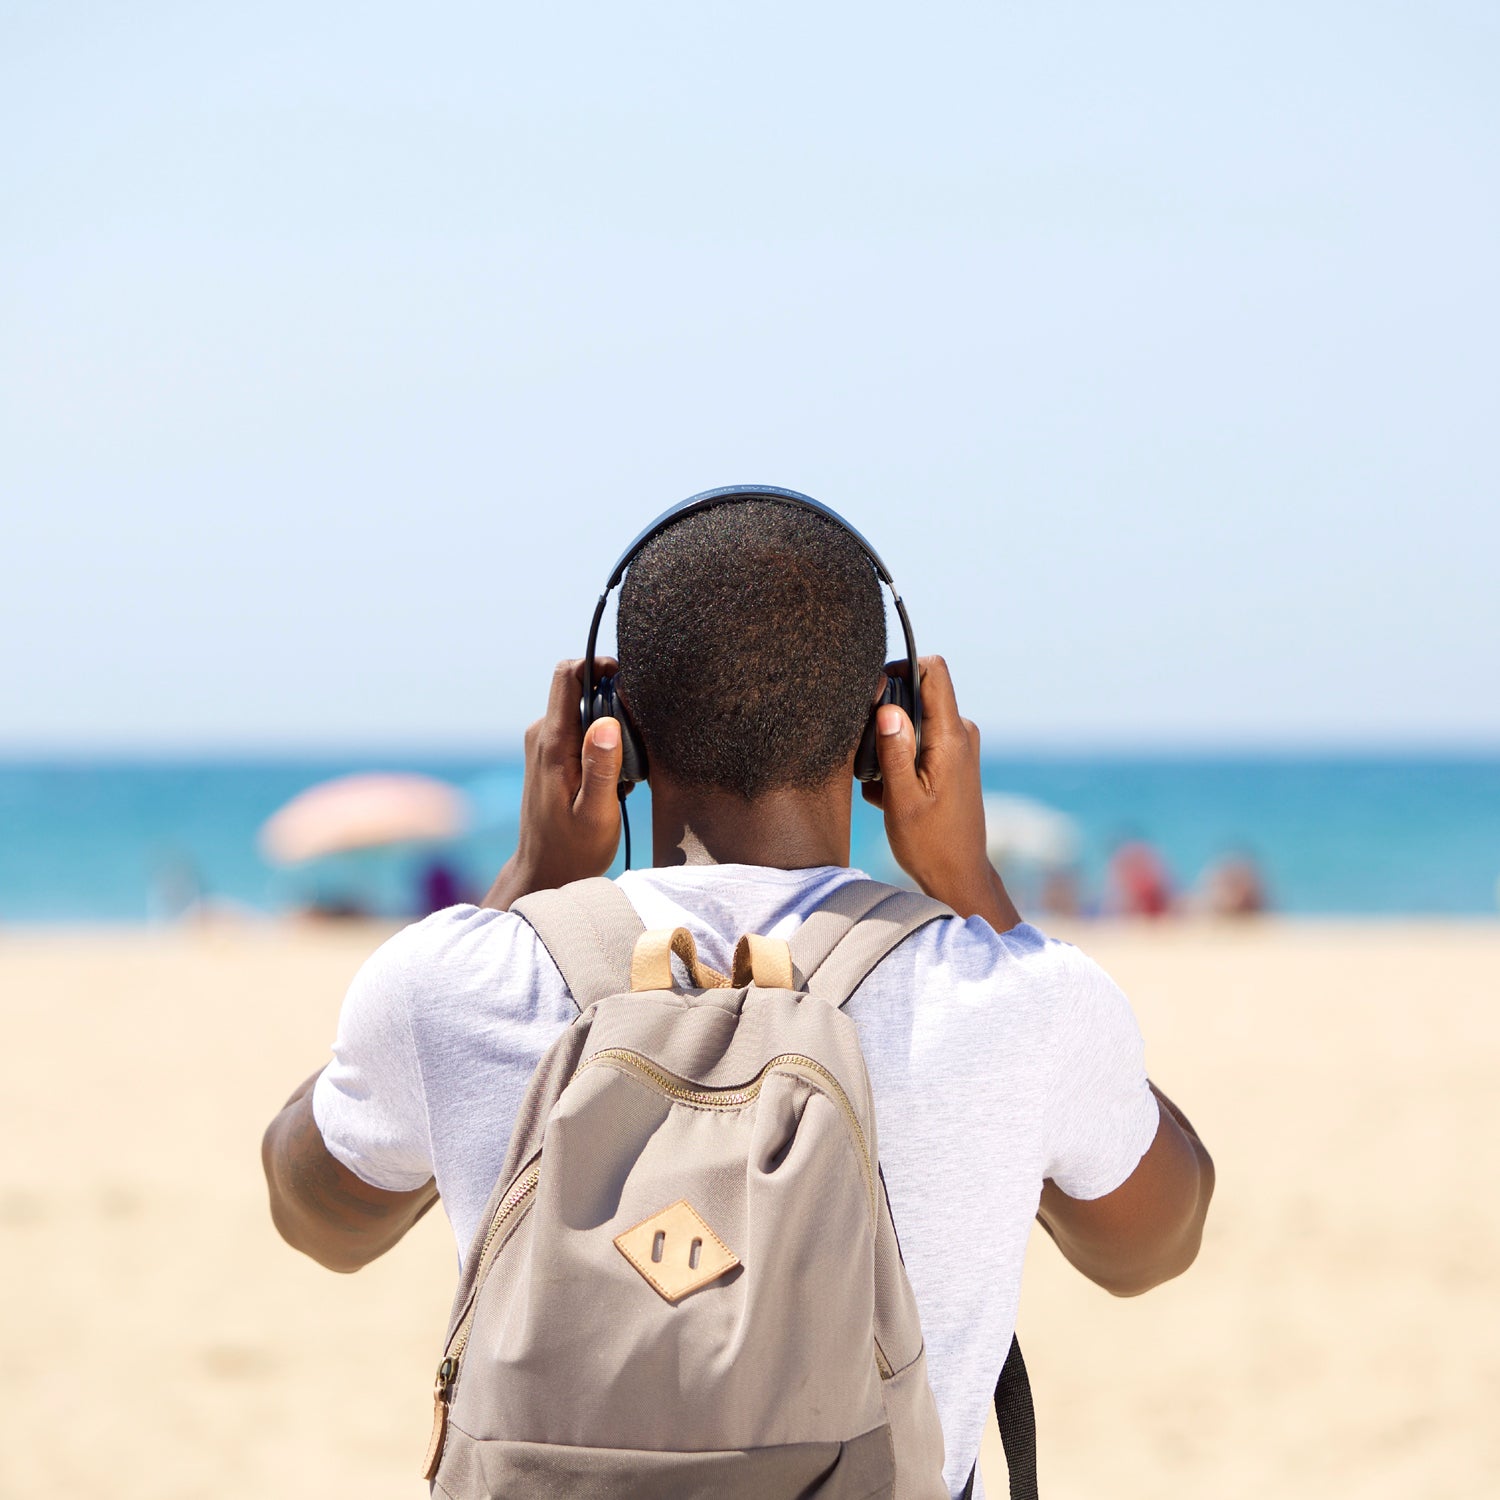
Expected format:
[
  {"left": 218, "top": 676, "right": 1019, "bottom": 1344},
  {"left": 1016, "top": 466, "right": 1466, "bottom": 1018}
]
[
  {"left": 263, "top": 925, "right": 438, "bottom": 1271},
  {"left": 1038, "top": 1083, "right": 1215, "bottom": 1296},
  {"left": 262, "top": 1075, "right": 438, "bottom": 1272},
  {"left": 1038, "top": 946, "right": 1214, "bottom": 1296}
]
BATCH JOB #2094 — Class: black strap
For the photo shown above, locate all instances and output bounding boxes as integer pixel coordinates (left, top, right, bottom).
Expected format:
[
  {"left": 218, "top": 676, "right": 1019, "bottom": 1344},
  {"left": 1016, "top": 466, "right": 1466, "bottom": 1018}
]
[{"left": 960, "top": 1335, "right": 1038, "bottom": 1500}]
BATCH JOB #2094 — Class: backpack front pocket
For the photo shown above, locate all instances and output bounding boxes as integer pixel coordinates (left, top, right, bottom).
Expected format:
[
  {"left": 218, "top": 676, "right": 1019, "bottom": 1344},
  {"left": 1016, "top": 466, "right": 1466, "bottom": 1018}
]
[
  {"left": 435, "top": 1418, "right": 896, "bottom": 1500},
  {"left": 445, "top": 1055, "right": 890, "bottom": 1459}
]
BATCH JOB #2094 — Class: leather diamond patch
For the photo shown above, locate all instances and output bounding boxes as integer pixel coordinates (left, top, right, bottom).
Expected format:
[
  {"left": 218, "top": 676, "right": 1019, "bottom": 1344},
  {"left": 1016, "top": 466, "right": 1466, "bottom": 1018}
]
[{"left": 614, "top": 1199, "right": 740, "bottom": 1303}]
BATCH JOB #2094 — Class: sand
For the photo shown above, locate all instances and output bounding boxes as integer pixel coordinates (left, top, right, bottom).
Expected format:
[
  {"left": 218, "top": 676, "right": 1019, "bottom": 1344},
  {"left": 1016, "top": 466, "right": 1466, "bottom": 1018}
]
[{"left": 1, "top": 917, "right": 1496, "bottom": 1499}]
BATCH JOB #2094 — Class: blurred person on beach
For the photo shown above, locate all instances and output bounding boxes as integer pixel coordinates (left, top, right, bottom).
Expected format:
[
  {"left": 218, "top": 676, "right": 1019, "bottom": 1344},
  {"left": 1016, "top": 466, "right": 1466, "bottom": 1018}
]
[
  {"left": 1105, "top": 837, "right": 1174, "bottom": 918},
  {"left": 415, "top": 858, "right": 475, "bottom": 916},
  {"left": 1037, "top": 865, "right": 1084, "bottom": 919},
  {"left": 262, "top": 499, "right": 1215, "bottom": 1496},
  {"left": 1198, "top": 850, "right": 1267, "bottom": 917},
  {"left": 148, "top": 850, "right": 202, "bottom": 923}
]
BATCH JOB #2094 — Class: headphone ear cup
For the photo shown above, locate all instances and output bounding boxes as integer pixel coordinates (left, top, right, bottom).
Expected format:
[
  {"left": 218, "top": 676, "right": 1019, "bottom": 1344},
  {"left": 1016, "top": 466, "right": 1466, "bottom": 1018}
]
[
  {"left": 854, "top": 713, "right": 880, "bottom": 783},
  {"left": 885, "top": 672, "right": 914, "bottom": 724},
  {"left": 592, "top": 675, "right": 649, "bottom": 787},
  {"left": 854, "top": 673, "right": 916, "bottom": 784}
]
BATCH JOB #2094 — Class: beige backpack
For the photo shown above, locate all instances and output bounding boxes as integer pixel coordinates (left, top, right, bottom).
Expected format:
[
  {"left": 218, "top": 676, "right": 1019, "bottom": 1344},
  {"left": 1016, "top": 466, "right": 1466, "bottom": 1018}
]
[{"left": 421, "top": 876, "right": 957, "bottom": 1499}]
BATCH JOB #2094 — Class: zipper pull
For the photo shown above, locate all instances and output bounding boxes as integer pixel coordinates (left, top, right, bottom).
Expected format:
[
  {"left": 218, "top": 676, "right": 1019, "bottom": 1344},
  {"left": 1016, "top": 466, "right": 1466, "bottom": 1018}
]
[{"left": 422, "top": 1356, "right": 457, "bottom": 1481}]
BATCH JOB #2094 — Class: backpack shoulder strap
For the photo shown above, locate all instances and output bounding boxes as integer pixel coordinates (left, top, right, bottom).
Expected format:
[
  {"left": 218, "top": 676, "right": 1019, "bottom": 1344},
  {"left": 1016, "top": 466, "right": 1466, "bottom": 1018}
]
[
  {"left": 788, "top": 878, "right": 955, "bottom": 1009},
  {"left": 510, "top": 876, "right": 645, "bottom": 1012}
]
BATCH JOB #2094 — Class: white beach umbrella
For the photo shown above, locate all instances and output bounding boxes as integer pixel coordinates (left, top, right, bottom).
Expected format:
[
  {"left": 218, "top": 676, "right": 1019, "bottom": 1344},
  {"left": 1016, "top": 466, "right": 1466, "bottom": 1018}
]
[
  {"left": 983, "top": 793, "right": 1081, "bottom": 870},
  {"left": 258, "top": 773, "right": 471, "bottom": 866}
]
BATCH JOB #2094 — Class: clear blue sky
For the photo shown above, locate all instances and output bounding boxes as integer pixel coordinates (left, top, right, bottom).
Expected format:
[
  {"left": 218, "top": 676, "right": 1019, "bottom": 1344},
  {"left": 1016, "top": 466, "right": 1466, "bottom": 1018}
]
[{"left": 3, "top": 3, "right": 1496, "bottom": 752}]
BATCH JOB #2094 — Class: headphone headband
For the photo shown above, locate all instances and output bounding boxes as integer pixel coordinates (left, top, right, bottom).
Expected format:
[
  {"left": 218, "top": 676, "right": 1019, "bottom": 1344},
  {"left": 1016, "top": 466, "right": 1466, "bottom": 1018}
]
[
  {"left": 601, "top": 484, "right": 898, "bottom": 590},
  {"left": 584, "top": 483, "right": 922, "bottom": 779}
]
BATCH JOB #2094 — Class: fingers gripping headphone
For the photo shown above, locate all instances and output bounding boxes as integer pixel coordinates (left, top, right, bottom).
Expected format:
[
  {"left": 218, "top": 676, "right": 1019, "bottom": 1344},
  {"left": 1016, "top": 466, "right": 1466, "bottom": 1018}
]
[{"left": 581, "top": 484, "right": 923, "bottom": 793}]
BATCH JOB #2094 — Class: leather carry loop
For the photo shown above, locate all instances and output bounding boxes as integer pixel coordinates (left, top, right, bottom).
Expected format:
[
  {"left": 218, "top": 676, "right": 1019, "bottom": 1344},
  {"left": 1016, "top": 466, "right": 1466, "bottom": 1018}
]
[
  {"left": 630, "top": 928, "right": 729, "bottom": 991},
  {"left": 631, "top": 929, "right": 796, "bottom": 992},
  {"left": 731, "top": 933, "right": 794, "bottom": 989}
]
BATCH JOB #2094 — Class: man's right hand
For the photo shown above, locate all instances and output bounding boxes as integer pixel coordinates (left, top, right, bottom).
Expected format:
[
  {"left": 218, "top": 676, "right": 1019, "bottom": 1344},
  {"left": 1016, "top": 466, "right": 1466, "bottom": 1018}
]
[{"left": 864, "top": 655, "right": 1021, "bottom": 932}]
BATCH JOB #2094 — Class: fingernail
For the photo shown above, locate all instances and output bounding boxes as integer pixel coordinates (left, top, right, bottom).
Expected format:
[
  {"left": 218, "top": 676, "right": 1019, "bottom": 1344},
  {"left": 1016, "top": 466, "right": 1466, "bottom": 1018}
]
[
  {"left": 877, "top": 706, "right": 903, "bottom": 737},
  {"left": 593, "top": 719, "right": 619, "bottom": 750}
]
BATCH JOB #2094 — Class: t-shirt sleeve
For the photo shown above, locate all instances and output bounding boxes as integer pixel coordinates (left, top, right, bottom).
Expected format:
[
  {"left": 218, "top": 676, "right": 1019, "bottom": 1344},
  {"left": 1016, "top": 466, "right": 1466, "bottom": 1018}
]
[
  {"left": 1041, "top": 945, "right": 1160, "bottom": 1200},
  {"left": 312, "top": 927, "right": 435, "bottom": 1193}
]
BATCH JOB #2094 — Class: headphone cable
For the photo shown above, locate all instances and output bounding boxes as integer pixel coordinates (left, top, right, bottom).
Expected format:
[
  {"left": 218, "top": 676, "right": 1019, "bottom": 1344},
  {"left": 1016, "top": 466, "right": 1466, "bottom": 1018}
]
[{"left": 618, "top": 785, "right": 632, "bottom": 871}]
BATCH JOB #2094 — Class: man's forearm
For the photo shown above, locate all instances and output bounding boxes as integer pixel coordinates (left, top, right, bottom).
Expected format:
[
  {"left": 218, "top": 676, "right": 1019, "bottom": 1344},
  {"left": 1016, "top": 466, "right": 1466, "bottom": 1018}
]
[
  {"left": 262, "top": 1072, "right": 438, "bottom": 1273},
  {"left": 918, "top": 862, "right": 1022, "bottom": 933},
  {"left": 481, "top": 853, "right": 541, "bottom": 911}
]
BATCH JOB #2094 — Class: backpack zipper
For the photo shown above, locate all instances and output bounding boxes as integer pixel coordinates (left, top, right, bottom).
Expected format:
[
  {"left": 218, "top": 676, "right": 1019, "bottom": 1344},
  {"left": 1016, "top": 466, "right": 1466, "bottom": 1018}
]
[
  {"left": 578, "top": 1048, "right": 877, "bottom": 1221},
  {"left": 423, "top": 1159, "right": 540, "bottom": 1479}
]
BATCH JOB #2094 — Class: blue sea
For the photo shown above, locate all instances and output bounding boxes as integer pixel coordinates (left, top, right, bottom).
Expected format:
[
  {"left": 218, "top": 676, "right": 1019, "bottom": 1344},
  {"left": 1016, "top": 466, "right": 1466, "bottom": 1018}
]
[{"left": 1, "top": 756, "right": 1497, "bottom": 923}]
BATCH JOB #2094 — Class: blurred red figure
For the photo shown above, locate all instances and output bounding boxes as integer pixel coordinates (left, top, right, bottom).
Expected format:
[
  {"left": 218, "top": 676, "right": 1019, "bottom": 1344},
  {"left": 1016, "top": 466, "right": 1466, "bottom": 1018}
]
[{"left": 1107, "top": 840, "right": 1173, "bottom": 918}]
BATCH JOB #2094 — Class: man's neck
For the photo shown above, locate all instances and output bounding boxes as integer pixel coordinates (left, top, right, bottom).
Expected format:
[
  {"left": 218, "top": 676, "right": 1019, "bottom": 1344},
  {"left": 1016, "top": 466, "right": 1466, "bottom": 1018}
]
[{"left": 649, "top": 775, "right": 853, "bottom": 870}]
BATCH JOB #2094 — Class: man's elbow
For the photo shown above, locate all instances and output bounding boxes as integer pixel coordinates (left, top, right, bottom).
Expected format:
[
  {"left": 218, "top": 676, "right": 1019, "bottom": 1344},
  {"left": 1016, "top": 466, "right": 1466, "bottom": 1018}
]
[
  {"left": 1102, "top": 1150, "right": 1216, "bottom": 1298},
  {"left": 290, "top": 1238, "right": 369, "bottom": 1275},
  {"left": 260, "top": 1103, "right": 436, "bottom": 1273},
  {"left": 260, "top": 1115, "right": 369, "bottom": 1274},
  {"left": 264, "top": 1187, "right": 368, "bottom": 1273},
  {"left": 1098, "top": 1222, "right": 1206, "bottom": 1297}
]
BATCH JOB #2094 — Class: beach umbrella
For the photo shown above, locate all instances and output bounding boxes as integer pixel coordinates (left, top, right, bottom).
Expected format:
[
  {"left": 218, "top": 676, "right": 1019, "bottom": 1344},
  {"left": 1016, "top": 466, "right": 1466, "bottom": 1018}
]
[
  {"left": 259, "top": 773, "right": 471, "bottom": 866},
  {"left": 983, "top": 793, "right": 1081, "bottom": 870}
]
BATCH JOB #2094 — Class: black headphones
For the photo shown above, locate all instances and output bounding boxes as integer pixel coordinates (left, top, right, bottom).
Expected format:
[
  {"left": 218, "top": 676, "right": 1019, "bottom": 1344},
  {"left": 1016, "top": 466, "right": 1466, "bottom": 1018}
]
[{"left": 581, "top": 484, "right": 922, "bottom": 789}]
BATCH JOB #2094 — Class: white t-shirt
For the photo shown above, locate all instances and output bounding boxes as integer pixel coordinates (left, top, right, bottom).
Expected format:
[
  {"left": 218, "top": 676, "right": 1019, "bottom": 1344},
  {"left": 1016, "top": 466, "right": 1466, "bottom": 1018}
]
[{"left": 314, "top": 864, "right": 1159, "bottom": 1499}]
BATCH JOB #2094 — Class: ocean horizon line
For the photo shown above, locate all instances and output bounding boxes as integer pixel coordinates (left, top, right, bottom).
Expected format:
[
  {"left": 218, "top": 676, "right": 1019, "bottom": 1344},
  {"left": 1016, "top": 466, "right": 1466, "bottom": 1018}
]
[{"left": 4, "top": 743, "right": 1500, "bottom": 767}]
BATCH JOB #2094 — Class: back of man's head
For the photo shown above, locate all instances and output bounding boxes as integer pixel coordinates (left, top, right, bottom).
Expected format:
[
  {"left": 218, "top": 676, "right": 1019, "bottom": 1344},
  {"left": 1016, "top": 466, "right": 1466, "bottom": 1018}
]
[{"left": 617, "top": 500, "right": 886, "bottom": 800}]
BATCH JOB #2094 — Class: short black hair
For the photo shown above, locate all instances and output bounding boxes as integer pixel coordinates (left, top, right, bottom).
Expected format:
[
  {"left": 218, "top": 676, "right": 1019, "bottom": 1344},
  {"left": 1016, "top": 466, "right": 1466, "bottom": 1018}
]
[{"left": 617, "top": 500, "right": 887, "bottom": 798}]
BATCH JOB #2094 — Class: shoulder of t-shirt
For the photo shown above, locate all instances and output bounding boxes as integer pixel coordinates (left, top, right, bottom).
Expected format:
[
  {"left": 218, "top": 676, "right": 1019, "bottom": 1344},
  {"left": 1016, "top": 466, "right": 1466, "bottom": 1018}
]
[
  {"left": 356, "top": 903, "right": 572, "bottom": 1021},
  {"left": 889, "top": 916, "right": 1137, "bottom": 1062},
  {"left": 911, "top": 910, "right": 1110, "bottom": 995},
  {"left": 381, "top": 901, "right": 538, "bottom": 963}
]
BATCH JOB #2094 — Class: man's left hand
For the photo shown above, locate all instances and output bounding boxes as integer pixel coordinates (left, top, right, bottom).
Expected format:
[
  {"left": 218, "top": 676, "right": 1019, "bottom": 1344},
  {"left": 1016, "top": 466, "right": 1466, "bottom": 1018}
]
[{"left": 482, "top": 659, "right": 626, "bottom": 909}]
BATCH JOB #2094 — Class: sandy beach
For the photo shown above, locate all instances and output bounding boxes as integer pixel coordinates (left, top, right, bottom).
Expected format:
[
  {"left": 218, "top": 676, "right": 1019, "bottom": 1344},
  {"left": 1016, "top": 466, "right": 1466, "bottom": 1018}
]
[{"left": 2, "top": 917, "right": 1495, "bottom": 1499}]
